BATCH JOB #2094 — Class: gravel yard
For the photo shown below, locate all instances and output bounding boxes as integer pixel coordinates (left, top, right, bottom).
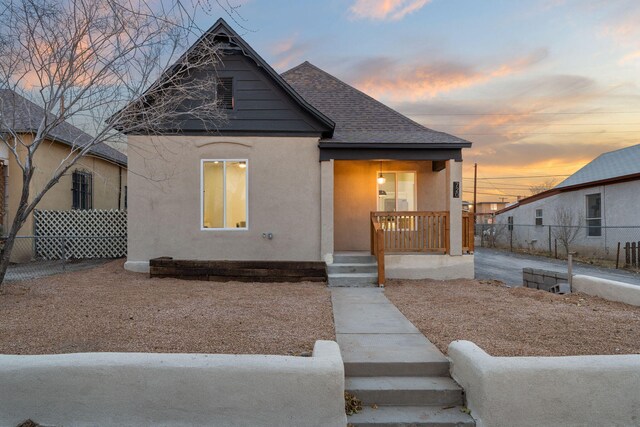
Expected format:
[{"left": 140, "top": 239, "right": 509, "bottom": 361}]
[
  {"left": 0, "top": 260, "right": 335, "bottom": 355},
  {"left": 385, "top": 278, "right": 640, "bottom": 357}
]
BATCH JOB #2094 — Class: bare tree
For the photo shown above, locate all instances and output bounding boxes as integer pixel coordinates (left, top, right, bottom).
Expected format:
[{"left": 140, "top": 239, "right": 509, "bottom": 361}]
[
  {"left": 551, "top": 205, "right": 583, "bottom": 256},
  {"left": 481, "top": 222, "right": 507, "bottom": 248},
  {"left": 0, "top": 0, "right": 231, "bottom": 284},
  {"left": 529, "top": 178, "right": 558, "bottom": 195}
]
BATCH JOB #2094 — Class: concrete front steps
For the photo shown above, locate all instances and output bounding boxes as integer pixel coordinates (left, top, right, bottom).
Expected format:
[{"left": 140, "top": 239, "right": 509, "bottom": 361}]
[
  {"left": 345, "top": 366, "right": 473, "bottom": 426},
  {"left": 328, "top": 253, "right": 378, "bottom": 287},
  {"left": 332, "top": 288, "right": 474, "bottom": 426}
]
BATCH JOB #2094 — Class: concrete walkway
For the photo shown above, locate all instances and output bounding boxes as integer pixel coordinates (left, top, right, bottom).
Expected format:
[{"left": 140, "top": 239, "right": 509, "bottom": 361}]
[
  {"left": 332, "top": 288, "right": 449, "bottom": 376},
  {"left": 332, "top": 288, "right": 474, "bottom": 426}
]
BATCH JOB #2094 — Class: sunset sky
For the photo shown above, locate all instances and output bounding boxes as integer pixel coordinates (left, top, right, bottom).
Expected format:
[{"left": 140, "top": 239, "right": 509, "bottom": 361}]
[{"left": 204, "top": 0, "right": 640, "bottom": 202}]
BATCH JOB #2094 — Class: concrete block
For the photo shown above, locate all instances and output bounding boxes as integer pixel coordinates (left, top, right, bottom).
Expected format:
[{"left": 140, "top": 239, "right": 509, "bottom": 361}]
[{"left": 543, "top": 276, "right": 558, "bottom": 286}]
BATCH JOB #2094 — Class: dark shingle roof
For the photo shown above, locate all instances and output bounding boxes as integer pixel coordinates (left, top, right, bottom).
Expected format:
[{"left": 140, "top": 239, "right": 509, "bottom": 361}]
[
  {"left": 0, "top": 89, "right": 127, "bottom": 166},
  {"left": 281, "top": 61, "right": 472, "bottom": 146},
  {"left": 556, "top": 143, "right": 640, "bottom": 188}
]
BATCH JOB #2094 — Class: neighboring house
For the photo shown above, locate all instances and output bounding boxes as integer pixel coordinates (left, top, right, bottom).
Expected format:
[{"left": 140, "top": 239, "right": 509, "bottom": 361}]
[
  {"left": 0, "top": 90, "right": 127, "bottom": 259},
  {"left": 494, "top": 144, "right": 640, "bottom": 259},
  {"left": 474, "top": 201, "right": 508, "bottom": 224},
  {"left": 121, "top": 18, "right": 474, "bottom": 282}
]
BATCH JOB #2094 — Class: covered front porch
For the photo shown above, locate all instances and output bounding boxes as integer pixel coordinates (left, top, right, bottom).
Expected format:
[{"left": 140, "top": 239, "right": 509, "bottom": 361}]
[{"left": 320, "top": 158, "right": 474, "bottom": 286}]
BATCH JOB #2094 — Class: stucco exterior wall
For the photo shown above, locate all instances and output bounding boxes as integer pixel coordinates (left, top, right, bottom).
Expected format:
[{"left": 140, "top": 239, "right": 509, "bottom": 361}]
[
  {"left": 4, "top": 136, "right": 126, "bottom": 235},
  {"left": 0, "top": 340, "right": 347, "bottom": 427},
  {"left": 449, "top": 340, "right": 640, "bottom": 427},
  {"left": 494, "top": 180, "right": 640, "bottom": 259},
  {"left": 573, "top": 274, "right": 640, "bottom": 306},
  {"left": 3, "top": 136, "right": 125, "bottom": 262},
  {"left": 333, "top": 160, "right": 447, "bottom": 251},
  {"left": 126, "top": 135, "right": 322, "bottom": 264}
]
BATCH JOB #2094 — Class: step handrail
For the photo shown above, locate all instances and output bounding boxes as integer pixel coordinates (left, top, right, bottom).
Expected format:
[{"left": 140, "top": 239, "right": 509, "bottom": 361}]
[{"left": 370, "top": 216, "right": 385, "bottom": 287}]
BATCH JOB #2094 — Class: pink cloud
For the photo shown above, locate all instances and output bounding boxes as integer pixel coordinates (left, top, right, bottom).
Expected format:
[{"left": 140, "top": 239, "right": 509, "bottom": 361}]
[
  {"left": 350, "top": 0, "right": 431, "bottom": 21},
  {"left": 351, "top": 49, "right": 548, "bottom": 102}
]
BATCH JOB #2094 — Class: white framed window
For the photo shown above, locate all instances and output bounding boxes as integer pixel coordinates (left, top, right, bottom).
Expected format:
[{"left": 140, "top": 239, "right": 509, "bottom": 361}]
[
  {"left": 376, "top": 171, "right": 417, "bottom": 211},
  {"left": 490, "top": 203, "right": 498, "bottom": 211},
  {"left": 586, "top": 193, "right": 601, "bottom": 237},
  {"left": 535, "top": 208, "right": 543, "bottom": 226},
  {"left": 201, "top": 159, "right": 248, "bottom": 230}
]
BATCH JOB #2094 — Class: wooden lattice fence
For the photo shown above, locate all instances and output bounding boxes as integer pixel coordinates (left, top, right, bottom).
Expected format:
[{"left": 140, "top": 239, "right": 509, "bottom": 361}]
[{"left": 33, "top": 209, "right": 127, "bottom": 259}]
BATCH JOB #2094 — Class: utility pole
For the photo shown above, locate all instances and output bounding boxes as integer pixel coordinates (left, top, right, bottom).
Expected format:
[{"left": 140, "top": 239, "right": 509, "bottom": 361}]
[{"left": 473, "top": 163, "right": 477, "bottom": 226}]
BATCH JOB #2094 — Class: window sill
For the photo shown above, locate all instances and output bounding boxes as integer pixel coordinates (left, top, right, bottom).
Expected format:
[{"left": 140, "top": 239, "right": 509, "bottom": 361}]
[{"left": 201, "top": 227, "right": 249, "bottom": 231}]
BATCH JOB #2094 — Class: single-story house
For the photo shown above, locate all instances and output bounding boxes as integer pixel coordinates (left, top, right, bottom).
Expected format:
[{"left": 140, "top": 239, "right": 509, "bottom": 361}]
[
  {"left": 474, "top": 201, "right": 508, "bottom": 225},
  {"left": 494, "top": 143, "right": 640, "bottom": 259},
  {"left": 0, "top": 89, "right": 128, "bottom": 260},
  {"left": 121, "top": 18, "right": 474, "bottom": 284}
]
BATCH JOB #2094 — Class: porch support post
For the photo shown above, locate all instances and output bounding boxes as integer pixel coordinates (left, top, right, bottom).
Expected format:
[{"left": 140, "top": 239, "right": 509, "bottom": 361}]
[
  {"left": 320, "top": 159, "right": 334, "bottom": 264},
  {"left": 446, "top": 160, "right": 463, "bottom": 256}
]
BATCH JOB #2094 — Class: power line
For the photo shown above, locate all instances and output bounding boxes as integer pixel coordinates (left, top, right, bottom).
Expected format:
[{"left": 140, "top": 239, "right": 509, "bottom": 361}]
[
  {"left": 462, "top": 174, "right": 570, "bottom": 180},
  {"left": 421, "top": 123, "right": 640, "bottom": 126},
  {"left": 462, "top": 190, "right": 522, "bottom": 197},
  {"left": 451, "top": 131, "right": 640, "bottom": 135},
  {"left": 403, "top": 112, "right": 640, "bottom": 116}
]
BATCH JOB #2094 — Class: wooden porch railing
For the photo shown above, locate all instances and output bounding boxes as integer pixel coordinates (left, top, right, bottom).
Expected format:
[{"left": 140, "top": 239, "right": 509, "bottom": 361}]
[
  {"left": 462, "top": 212, "right": 475, "bottom": 253},
  {"left": 370, "top": 211, "right": 474, "bottom": 287},
  {"left": 371, "top": 211, "right": 449, "bottom": 253}
]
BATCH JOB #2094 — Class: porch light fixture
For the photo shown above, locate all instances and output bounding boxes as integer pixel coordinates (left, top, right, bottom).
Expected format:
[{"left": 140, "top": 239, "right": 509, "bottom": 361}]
[{"left": 377, "top": 161, "right": 386, "bottom": 185}]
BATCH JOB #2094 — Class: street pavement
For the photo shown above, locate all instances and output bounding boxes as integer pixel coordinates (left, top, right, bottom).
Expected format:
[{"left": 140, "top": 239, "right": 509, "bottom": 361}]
[{"left": 475, "top": 246, "right": 640, "bottom": 287}]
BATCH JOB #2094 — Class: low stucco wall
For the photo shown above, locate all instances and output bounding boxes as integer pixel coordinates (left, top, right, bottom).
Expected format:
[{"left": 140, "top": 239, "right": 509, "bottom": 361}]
[
  {"left": 449, "top": 340, "right": 640, "bottom": 427},
  {"left": 385, "top": 254, "right": 474, "bottom": 280},
  {"left": 573, "top": 274, "right": 640, "bottom": 307},
  {"left": 0, "top": 340, "right": 346, "bottom": 427}
]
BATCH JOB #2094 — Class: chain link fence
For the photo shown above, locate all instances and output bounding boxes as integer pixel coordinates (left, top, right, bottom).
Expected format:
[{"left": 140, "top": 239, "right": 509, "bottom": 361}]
[
  {"left": 475, "top": 223, "right": 640, "bottom": 271},
  {"left": 3, "top": 235, "right": 126, "bottom": 282}
]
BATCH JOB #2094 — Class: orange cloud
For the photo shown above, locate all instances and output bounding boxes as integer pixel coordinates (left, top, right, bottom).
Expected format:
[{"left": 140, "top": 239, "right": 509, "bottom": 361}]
[
  {"left": 619, "top": 50, "right": 640, "bottom": 65},
  {"left": 352, "top": 49, "right": 547, "bottom": 102},
  {"left": 270, "top": 35, "right": 314, "bottom": 70},
  {"left": 350, "top": 0, "right": 431, "bottom": 21}
]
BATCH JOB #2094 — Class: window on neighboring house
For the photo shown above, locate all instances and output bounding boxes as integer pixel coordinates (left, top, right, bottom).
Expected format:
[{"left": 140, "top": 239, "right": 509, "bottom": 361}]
[
  {"left": 72, "top": 170, "right": 93, "bottom": 210},
  {"left": 202, "top": 160, "right": 247, "bottom": 229},
  {"left": 490, "top": 203, "right": 498, "bottom": 211},
  {"left": 535, "top": 209, "right": 543, "bottom": 226},
  {"left": 216, "top": 77, "right": 234, "bottom": 110},
  {"left": 586, "top": 193, "right": 602, "bottom": 237},
  {"left": 508, "top": 216, "right": 513, "bottom": 231}
]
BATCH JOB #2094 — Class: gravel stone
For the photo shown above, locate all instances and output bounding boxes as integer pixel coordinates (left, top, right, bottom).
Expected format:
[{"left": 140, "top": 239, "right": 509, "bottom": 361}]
[
  {"left": 385, "top": 278, "right": 640, "bottom": 357},
  {"left": 0, "top": 260, "right": 335, "bottom": 355}
]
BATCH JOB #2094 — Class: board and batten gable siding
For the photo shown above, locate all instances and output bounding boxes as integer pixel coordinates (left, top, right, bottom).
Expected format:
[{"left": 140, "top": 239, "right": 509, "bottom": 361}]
[{"left": 176, "top": 53, "right": 330, "bottom": 135}]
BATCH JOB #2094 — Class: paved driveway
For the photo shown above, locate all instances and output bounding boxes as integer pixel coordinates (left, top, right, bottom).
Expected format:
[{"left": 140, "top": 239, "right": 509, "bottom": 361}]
[{"left": 475, "top": 247, "right": 640, "bottom": 287}]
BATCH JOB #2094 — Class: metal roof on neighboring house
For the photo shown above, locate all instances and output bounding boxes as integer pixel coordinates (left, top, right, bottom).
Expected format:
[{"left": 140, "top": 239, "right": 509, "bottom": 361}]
[
  {"left": 495, "top": 143, "right": 640, "bottom": 215},
  {"left": 0, "top": 89, "right": 127, "bottom": 166},
  {"left": 281, "top": 61, "right": 472, "bottom": 147},
  {"left": 556, "top": 143, "right": 640, "bottom": 188}
]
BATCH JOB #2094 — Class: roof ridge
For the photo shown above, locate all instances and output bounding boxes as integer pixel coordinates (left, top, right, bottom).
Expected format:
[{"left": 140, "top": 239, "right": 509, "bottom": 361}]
[{"left": 282, "top": 61, "right": 434, "bottom": 133}]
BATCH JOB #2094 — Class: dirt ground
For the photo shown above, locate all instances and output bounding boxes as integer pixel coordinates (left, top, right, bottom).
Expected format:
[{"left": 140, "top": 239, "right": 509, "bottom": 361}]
[
  {"left": 0, "top": 260, "right": 335, "bottom": 355},
  {"left": 385, "top": 278, "right": 640, "bottom": 357}
]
